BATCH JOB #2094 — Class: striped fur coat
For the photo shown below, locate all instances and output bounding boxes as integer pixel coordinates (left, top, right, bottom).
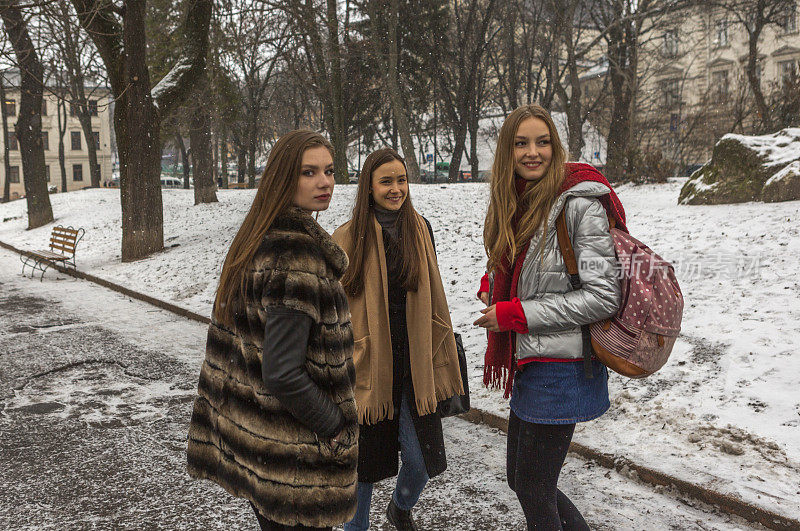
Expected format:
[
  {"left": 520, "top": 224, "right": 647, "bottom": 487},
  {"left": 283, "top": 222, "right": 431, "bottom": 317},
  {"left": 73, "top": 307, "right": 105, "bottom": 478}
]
[{"left": 186, "top": 206, "right": 358, "bottom": 527}]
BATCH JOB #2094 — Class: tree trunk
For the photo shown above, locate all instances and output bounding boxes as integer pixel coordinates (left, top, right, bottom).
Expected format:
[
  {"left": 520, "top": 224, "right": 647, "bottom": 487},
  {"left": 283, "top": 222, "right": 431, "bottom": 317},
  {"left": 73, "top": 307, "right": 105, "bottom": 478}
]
[
  {"left": 325, "top": 0, "right": 348, "bottom": 184},
  {"left": 71, "top": 0, "right": 212, "bottom": 262},
  {"left": 212, "top": 133, "right": 218, "bottom": 186},
  {"left": 75, "top": 105, "right": 101, "bottom": 187},
  {"left": 176, "top": 133, "right": 190, "bottom": 188},
  {"left": 57, "top": 96, "right": 67, "bottom": 193},
  {"left": 556, "top": 1, "right": 584, "bottom": 161},
  {"left": 190, "top": 89, "right": 218, "bottom": 205},
  {"left": 219, "top": 130, "right": 229, "bottom": 189},
  {"left": 247, "top": 121, "right": 257, "bottom": 188},
  {"left": 375, "top": 0, "right": 421, "bottom": 182},
  {"left": 504, "top": 0, "right": 519, "bottom": 110},
  {"left": 0, "top": 76, "right": 10, "bottom": 203},
  {"left": 0, "top": 0, "right": 53, "bottom": 228},
  {"left": 237, "top": 147, "right": 246, "bottom": 184},
  {"left": 604, "top": 12, "right": 640, "bottom": 182},
  {"left": 118, "top": 0, "right": 163, "bottom": 262},
  {"left": 469, "top": 107, "right": 479, "bottom": 180},
  {"left": 447, "top": 119, "right": 468, "bottom": 183},
  {"left": 746, "top": 28, "right": 772, "bottom": 132}
]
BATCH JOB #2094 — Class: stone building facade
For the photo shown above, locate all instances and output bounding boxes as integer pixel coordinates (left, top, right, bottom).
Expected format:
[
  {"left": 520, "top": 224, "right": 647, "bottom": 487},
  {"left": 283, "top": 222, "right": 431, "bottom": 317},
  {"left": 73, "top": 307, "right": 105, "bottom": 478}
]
[
  {"left": 0, "top": 71, "right": 113, "bottom": 201},
  {"left": 636, "top": 2, "right": 800, "bottom": 167}
]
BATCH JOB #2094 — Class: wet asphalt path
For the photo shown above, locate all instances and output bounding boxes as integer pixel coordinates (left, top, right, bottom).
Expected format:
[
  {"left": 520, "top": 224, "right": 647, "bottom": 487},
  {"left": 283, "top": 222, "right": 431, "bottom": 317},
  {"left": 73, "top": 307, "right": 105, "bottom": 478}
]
[{"left": 0, "top": 250, "right": 758, "bottom": 530}]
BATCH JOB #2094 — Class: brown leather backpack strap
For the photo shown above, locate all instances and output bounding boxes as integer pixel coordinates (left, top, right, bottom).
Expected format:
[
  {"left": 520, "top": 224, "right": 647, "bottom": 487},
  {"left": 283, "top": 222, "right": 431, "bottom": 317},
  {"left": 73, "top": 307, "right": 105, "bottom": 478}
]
[
  {"left": 556, "top": 205, "right": 595, "bottom": 379},
  {"left": 556, "top": 208, "right": 579, "bottom": 277}
]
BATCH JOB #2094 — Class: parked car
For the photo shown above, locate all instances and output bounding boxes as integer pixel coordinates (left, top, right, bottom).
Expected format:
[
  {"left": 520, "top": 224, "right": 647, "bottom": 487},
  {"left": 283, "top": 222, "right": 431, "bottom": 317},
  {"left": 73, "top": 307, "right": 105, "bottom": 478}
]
[{"left": 160, "top": 176, "right": 185, "bottom": 189}]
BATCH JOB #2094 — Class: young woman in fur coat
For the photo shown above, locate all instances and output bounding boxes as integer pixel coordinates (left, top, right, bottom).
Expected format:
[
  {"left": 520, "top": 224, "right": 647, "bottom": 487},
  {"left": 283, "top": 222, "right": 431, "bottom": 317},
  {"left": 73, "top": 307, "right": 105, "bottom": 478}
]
[
  {"left": 186, "top": 130, "right": 358, "bottom": 531},
  {"left": 332, "top": 148, "right": 463, "bottom": 531},
  {"left": 475, "top": 105, "right": 624, "bottom": 530}
]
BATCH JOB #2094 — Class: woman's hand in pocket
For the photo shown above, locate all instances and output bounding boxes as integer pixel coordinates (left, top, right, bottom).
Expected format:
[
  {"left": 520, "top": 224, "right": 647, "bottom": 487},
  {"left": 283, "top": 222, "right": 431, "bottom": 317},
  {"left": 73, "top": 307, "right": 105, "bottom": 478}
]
[{"left": 474, "top": 304, "right": 500, "bottom": 332}]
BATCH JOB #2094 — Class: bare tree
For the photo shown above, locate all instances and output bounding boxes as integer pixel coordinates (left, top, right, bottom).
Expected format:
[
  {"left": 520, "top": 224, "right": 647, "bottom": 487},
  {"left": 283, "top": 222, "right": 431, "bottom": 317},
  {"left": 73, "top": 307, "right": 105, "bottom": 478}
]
[
  {"left": 549, "top": 0, "right": 591, "bottom": 160},
  {"left": 435, "top": 0, "right": 499, "bottom": 182},
  {"left": 70, "top": 0, "right": 212, "bottom": 261},
  {"left": 704, "top": 0, "right": 795, "bottom": 132},
  {"left": 54, "top": 66, "right": 69, "bottom": 192},
  {"left": 591, "top": 0, "right": 691, "bottom": 181},
  {"left": 41, "top": 0, "right": 105, "bottom": 187},
  {"left": 189, "top": 72, "right": 218, "bottom": 204},
  {"left": 280, "top": 0, "right": 350, "bottom": 183},
  {"left": 364, "top": 0, "right": 421, "bottom": 182},
  {"left": 0, "top": 0, "right": 53, "bottom": 228},
  {"left": 219, "top": 0, "right": 290, "bottom": 188},
  {"left": 0, "top": 69, "right": 10, "bottom": 203}
]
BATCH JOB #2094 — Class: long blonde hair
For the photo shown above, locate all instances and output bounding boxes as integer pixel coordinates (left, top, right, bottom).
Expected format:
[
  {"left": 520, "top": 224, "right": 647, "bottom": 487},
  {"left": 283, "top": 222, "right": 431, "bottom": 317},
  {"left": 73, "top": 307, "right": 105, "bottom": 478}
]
[
  {"left": 484, "top": 104, "right": 567, "bottom": 273},
  {"left": 213, "top": 130, "right": 334, "bottom": 326}
]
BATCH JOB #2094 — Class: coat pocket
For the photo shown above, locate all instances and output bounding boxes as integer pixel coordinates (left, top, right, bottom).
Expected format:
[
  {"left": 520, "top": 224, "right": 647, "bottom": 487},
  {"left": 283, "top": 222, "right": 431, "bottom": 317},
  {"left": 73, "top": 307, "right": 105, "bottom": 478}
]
[
  {"left": 431, "top": 314, "right": 454, "bottom": 368},
  {"left": 352, "top": 336, "right": 372, "bottom": 389}
]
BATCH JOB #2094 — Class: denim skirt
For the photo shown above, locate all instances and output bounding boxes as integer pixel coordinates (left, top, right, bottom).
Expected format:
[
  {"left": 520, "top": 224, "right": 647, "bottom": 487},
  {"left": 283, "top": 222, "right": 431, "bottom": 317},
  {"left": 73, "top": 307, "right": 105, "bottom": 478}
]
[{"left": 509, "top": 359, "right": 610, "bottom": 425}]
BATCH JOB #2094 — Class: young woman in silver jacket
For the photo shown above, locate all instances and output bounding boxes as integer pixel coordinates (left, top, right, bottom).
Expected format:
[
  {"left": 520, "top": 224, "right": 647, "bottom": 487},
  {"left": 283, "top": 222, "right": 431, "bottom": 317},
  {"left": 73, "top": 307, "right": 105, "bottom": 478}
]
[{"left": 475, "top": 104, "right": 623, "bottom": 530}]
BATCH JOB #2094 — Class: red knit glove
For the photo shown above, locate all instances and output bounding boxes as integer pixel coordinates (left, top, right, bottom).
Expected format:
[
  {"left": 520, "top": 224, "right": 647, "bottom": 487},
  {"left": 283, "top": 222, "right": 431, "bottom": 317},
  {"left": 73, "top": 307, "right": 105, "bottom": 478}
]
[{"left": 495, "top": 298, "right": 529, "bottom": 334}]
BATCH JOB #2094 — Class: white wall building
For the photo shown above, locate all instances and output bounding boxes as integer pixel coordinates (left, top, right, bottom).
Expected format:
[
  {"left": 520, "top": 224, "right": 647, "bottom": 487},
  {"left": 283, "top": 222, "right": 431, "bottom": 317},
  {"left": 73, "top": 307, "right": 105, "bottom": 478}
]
[{"left": 0, "top": 70, "right": 113, "bottom": 200}]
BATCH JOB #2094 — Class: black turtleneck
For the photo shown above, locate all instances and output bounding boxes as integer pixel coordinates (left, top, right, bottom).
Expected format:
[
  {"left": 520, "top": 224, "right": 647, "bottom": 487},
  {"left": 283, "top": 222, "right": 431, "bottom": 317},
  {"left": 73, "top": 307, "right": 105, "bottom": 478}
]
[{"left": 374, "top": 205, "right": 401, "bottom": 239}]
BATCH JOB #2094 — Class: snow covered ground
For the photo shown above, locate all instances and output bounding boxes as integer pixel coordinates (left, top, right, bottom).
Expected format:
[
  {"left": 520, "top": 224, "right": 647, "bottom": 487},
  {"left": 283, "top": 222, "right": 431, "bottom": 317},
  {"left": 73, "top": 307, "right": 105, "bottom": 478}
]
[
  {"left": 1, "top": 177, "right": 799, "bottom": 520},
  {"left": 0, "top": 251, "right": 764, "bottom": 529}
]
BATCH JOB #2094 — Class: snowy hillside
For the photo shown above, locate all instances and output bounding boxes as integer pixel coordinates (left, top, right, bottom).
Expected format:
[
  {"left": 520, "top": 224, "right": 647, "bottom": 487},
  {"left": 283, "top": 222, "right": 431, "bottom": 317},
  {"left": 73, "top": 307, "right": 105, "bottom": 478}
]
[{"left": 1, "top": 179, "right": 798, "bottom": 518}]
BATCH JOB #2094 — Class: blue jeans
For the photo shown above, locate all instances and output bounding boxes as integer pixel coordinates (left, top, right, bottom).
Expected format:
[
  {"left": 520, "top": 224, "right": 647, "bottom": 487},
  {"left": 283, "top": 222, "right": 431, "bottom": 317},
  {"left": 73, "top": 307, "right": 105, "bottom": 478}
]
[{"left": 343, "top": 389, "right": 429, "bottom": 530}]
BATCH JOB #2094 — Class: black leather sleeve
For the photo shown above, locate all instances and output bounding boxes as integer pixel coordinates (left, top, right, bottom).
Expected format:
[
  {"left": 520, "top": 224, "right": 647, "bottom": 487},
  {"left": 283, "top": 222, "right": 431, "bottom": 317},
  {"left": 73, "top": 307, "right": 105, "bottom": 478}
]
[{"left": 262, "top": 307, "right": 345, "bottom": 439}]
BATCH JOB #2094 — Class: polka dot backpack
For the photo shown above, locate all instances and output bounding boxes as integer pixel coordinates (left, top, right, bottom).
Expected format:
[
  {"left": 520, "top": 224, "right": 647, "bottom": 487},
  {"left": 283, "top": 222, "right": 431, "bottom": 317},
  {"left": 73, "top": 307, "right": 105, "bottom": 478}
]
[{"left": 556, "top": 208, "right": 684, "bottom": 378}]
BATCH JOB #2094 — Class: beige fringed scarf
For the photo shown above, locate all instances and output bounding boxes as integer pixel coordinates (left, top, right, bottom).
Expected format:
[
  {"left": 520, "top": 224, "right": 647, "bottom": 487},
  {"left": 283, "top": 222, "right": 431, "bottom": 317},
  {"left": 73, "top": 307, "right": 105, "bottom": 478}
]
[{"left": 332, "top": 212, "right": 463, "bottom": 425}]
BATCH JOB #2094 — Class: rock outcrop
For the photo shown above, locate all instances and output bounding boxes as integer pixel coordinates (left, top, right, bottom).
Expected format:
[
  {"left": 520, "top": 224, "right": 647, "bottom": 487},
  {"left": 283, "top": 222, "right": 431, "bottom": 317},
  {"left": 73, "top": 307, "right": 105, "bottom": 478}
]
[{"left": 679, "top": 128, "right": 800, "bottom": 205}]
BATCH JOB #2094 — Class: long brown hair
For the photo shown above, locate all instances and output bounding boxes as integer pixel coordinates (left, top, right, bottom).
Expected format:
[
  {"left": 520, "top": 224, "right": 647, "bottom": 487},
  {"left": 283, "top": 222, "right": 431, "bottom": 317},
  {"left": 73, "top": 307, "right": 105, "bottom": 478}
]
[
  {"left": 340, "top": 148, "right": 423, "bottom": 297},
  {"left": 484, "top": 104, "right": 567, "bottom": 274},
  {"left": 213, "top": 130, "right": 334, "bottom": 326}
]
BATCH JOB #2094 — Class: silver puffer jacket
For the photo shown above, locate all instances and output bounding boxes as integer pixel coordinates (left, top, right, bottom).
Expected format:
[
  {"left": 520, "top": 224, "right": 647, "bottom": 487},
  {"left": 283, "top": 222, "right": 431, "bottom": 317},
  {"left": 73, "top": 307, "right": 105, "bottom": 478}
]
[{"left": 494, "top": 180, "right": 621, "bottom": 361}]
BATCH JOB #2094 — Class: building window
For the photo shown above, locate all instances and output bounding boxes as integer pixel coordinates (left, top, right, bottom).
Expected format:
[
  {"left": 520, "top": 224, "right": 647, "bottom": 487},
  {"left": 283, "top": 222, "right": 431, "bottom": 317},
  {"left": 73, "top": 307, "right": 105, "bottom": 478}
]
[
  {"left": 660, "top": 78, "right": 681, "bottom": 108},
  {"left": 69, "top": 102, "right": 77, "bottom": 116},
  {"left": 778, "top": 59, "right": 799, "bottom": 86},
  {"left": 41, "top": 100, "right": 47, "bottom": 116},
  {"left": 42, "top": 131, "right": 49, "bottom": 151},
  {"left": 3, "top": 98, "right": 15, "bottom": 116},
  {"left": 71, "top": 131, "right": 81, "bottom": 150},
  {"left": 663, "top": 30, "right": 679, "bottom": 58},
  {"left": 8, "top": 131, "right": 18, "bottom": 150},
  {"left": 89, "top": 100, "right": 98, "bottom": 116},
  {"left": 714, "top": 19, "right": 729, "bottom": 48},
  {"left": 92, "top": 131, "right": 100, "bottom": 150},
  {"left": 8, "top": 166, "right": 19, "bottom": 183},
  {"left": 72, "top": 164, "right": 83, "bottom": 182},
  {"left": 782, "top": 4, "right": 798, "bottom": 33},
  {"left": 712, "top": 70, "right": 730, "bottom": 98},
  {"left": 46, "top": 165, "right": 51, "bottom": 182}
]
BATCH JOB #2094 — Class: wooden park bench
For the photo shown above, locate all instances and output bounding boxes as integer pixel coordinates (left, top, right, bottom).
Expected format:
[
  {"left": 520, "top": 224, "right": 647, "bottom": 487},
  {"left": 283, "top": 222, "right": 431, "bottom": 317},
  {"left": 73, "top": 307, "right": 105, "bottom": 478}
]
[{"left": 20, "top": 225, "right": 85, "bottom": 281}]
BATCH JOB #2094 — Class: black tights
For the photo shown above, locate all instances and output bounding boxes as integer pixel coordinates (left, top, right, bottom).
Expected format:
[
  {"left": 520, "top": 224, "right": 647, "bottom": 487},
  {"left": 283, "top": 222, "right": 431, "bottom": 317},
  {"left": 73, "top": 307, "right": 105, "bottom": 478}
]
[
  {"left": 506, "top": 411, "right": 590, "bottom": 531},
  {"left": 251, "top": 502, "right": 332, "bottom": 531}
]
